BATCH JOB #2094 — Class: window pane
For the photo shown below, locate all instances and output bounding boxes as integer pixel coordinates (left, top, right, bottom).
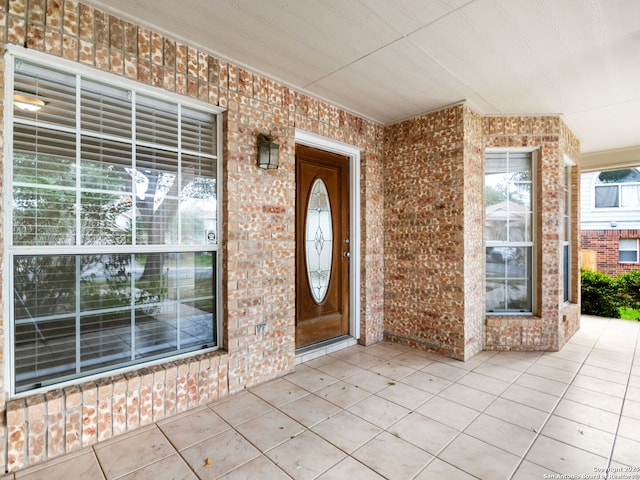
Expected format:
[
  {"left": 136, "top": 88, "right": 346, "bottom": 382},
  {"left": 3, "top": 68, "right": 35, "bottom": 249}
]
[
  {"left": 136, "top": 95, "right": 178, "bottom": 147},
  {"left": 485, "top": 216, "right": 507, "bottom": 242},
  {"left": 177, "top": 252, "right": 215, "bottom": 348},
  {"left": 508, "top": 209, "right": 531, "bottom": 242},
  {"left": 81, "top": 79, "right": 132, "bottom": 138},
  {"left": 15, "top": 316, "right": 77, "bottom": 391},
  {"left": 134, "top": 147, "right": 179, "bottom": 245},
  {"left": 13, "top": 186, "right": 77, "bottom": 246},
  {"left": 509, "top": 183, "right": 531, "bottom": 210},
  {"left": 620, "top": 250, "right": 638, "bottom": 263},
  {"left": 81, "top": 192, "right": 132, "bottom": 245},
  {"left": 485, "top": 153, "right": 532, "bottom": 243},
  {"left": 485, "top": 246, "right": 532, "bottom": 312},
  {"left": 182, "top": 107, "right": 216, "bottom": 154},
  {"left": 180, "top": 155, "right": 217, "bottom": 245},
  {"left": 620, "top": 185, "right": 640, "bottom": 208},
  {"left": 508, "top": 154, "right": 531, "bottom": 181},
  {"left": 80, "top": 254, "right": 133, "bottom": 310},
  {"left": 486, "top": 247, "right": 507, "bottom": 278},
  {"left": 14, "top": 125, "right": 77, "bottom": 186},
  {"left": 81, "top": 312, "right": 132, "bottom": 370},
  {"left": 505, "top": 279, "right": 532, "bottom": 311},
  {"left": 178, "top": 252, "right": 214, "bottom": 300},
  {"left": 507, "top": 247, "right": 531, "bottom": 279},
  {"left": 182, "top": 152, "right": 215, "bottom": 178},
  {"left": 136, "top": 303, "right": 178, "bottom": 358},
  {"left": 595, "top": 185, "right": 619, "bottom": 207},
  {"left": 81, "top": 136, "right": 133, "bottom": 189},
  {"left": 14, "top": 60, "right": 77, "bottom": 128},
  {"left": 620, "top": 238, "right": 637, "bottom": 250},
  {"left": 14, "top": 255, "right": 77, "bottom": 319},
  {"left": 180, "top": 189, "right": 217, "bottom": 245},
  {"left": 619, "top": 239, "right": 638, "bottom": 263}
]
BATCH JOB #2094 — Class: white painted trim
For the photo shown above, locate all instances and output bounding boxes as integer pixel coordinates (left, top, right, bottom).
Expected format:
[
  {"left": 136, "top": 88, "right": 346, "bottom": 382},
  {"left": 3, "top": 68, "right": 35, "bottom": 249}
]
[
  {"left": 294, "top": 130, "right": 362, "bottom": 341},
  {"left": 3, "top": 52, "right": 16, "bottom": 396},
  {"left": 563, "top": 154, "right": 576, "bottom": 167}
]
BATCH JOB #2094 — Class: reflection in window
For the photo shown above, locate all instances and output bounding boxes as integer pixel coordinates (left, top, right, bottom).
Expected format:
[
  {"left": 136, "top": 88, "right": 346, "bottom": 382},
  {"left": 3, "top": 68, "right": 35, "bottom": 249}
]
[
  {"left": 9, "top": 57, "right": 219, "bottom": 393},
  {"left": 485, "top": 151, "right": 534, "bottom": 313}
]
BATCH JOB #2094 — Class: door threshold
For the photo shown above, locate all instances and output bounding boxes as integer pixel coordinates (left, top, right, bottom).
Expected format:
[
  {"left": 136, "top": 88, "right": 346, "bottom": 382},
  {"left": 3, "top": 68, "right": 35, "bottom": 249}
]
[{"left": 295, "top": 336, "right": 357, "bottom": 365}]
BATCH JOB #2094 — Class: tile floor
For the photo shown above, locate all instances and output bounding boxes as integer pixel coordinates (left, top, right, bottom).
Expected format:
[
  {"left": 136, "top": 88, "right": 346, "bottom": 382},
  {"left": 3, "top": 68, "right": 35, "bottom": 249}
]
[{"left": 8, "top": 315, "right": 640, "bottom": 479}]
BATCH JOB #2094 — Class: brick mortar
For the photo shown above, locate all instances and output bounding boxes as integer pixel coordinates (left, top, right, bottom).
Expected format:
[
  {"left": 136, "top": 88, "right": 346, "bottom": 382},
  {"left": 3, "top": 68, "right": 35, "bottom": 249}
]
[{"left": 5, "top": 351, "right": 229, "bottom": 471}]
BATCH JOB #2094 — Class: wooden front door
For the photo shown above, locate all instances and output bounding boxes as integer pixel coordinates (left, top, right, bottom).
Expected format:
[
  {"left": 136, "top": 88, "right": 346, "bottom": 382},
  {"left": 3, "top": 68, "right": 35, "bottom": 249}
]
[{"left": 295, "top": 144, "right": 350, "bottom": 349}]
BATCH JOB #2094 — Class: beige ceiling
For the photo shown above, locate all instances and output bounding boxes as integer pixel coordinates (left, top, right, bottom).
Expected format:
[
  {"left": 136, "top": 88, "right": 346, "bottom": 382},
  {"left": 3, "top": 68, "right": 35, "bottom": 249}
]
[{"left": 86, "top": 0, "right": 640, "bottom": 167}]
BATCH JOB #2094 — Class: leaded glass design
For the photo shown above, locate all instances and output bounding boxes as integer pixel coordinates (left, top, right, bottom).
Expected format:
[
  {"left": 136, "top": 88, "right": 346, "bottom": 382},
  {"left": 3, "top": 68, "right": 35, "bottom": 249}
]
[{"left": 305, "top": 179, "right": 333, "bottom": 303}]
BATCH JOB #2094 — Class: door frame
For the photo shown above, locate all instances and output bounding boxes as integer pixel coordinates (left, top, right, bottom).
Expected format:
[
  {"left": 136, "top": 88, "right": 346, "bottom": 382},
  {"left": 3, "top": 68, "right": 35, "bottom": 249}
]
[{"left": 295, "top": 129, "right": 362, "bottom": 342}]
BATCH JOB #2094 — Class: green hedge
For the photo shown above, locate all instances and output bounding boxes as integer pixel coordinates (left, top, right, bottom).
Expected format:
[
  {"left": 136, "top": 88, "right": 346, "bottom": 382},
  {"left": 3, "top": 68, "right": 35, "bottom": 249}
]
[
  {"left": 615, "top": 269, "right": 640, "bottom": 311},
  {"left": 580, "top": 268, "right": 640, "bottom": 318},
  {"left": 580, "top": 269, "right": 621, "bottom": 318}
]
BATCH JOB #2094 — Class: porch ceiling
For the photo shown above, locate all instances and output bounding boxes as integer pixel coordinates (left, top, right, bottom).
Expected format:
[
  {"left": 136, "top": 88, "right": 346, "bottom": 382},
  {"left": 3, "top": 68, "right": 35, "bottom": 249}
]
[{"left": 85, "top": 0, "right": 640, "bottom": 169}]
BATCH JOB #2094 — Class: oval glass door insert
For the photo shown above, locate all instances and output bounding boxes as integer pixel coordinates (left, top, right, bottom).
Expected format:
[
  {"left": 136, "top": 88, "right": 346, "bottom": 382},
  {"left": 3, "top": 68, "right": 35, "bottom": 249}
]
[{"left": 306, "top": 178, "right": 333, "bottom": 303}]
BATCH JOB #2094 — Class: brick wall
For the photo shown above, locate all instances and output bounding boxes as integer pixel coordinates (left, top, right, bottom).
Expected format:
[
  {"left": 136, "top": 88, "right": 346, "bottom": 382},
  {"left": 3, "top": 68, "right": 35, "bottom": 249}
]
[
  {"left": 382, "top": 109, "right": 581, "bottom": 358},
  {"left": 581, "top": 229, "right": 640, "bottom": 276},
  {"left": 383, "top": 104, "right": 485, "bottom": 360},
  {"left": 462, "top": 106, "right": 486, "bottom": 359},
  {"left": 0, "top": 0, "right": 385, "bottom": 472}
]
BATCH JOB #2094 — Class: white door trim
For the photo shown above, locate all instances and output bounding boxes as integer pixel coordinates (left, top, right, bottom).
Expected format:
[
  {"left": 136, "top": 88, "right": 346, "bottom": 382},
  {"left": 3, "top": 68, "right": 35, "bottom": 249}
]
[{"left": 294, "top": 129, "right": 362, "bottom": 341}]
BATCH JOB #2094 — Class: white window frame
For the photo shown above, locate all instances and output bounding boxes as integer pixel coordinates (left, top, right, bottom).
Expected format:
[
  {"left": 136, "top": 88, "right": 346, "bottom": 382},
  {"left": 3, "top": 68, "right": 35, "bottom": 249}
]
[
  {"left": 593, "top": 168, "right": 640, "bottom": 210},
  {"left": 485, "top": 147, "right": 537, "bottom": 315},
  {"left": 619, "top": 238, "right": 639, "bottom": 264},
  {"left": 4, "top": 46, "right": 224, "bottom": 397}
]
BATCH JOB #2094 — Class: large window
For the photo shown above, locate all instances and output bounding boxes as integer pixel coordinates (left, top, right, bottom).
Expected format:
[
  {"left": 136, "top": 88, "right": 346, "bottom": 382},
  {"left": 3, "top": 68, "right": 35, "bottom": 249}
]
[
  {"left": 594, "top": 168, "right": 640, "bottom": 208},
  {"left": 7, "top": 53, "right": 221, "bottom": 394},
  {"left": 485, "top": 151, "right": 533, "bottom": 313}
]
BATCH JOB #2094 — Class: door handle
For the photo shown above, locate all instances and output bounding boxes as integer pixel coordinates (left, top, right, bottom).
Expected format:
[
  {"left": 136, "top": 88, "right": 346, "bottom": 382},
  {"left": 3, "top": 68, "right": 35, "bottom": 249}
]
[{"left": 343, "top": 251, "right": 350, "bottom": 258}]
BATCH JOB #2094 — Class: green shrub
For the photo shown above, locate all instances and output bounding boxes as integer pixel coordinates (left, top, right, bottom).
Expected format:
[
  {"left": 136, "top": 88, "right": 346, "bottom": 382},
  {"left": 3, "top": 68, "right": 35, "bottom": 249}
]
[
  {"left": 615, "top": 270, "right": 640, "bottom": 311},
  {"left": 580, "top": 269, "right": 621, "bottom": 318}
]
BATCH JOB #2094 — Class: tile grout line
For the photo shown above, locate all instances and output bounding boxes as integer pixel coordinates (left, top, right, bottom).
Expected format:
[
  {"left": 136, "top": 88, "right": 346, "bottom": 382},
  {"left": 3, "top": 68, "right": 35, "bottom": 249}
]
[
  {"left": 405, "top": 350, "right": 540, "bottom": 479},
  {"left": 507, "top": 319, "right": 621, "bottom": 479},
  {"left": 602, "top": 322, "right": 640, "bottom": 479}
]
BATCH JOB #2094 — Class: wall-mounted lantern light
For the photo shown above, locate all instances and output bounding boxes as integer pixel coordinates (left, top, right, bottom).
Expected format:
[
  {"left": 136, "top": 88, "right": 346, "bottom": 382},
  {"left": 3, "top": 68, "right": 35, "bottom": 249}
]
[
  {"left": 257, "top": 133, "right": 279, "bottom": 170},
  {"left": 13, "top": 92, "right": 46, "bottom": 112}
]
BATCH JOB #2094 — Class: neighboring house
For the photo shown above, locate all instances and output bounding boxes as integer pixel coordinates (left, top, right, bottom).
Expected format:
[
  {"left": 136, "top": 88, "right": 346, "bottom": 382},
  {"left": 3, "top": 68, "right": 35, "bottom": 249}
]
[
  {"left": 581, "top": 168, "right": 640, "bottom": 275},
  {"left": 0, "top": 1, "right": 586, "bottom": 474}
]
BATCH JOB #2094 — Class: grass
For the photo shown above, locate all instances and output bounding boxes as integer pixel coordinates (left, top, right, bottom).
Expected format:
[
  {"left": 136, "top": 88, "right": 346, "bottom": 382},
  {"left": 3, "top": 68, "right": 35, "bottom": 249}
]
[{"left": 619, "top": 306, "right": 640, "bottom": 321}]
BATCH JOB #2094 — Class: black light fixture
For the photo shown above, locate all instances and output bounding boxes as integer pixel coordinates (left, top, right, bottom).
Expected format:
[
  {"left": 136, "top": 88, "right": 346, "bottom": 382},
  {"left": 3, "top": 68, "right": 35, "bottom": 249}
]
[{"left": 257, "top": 132, "right": 279, "bottom": 170}]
